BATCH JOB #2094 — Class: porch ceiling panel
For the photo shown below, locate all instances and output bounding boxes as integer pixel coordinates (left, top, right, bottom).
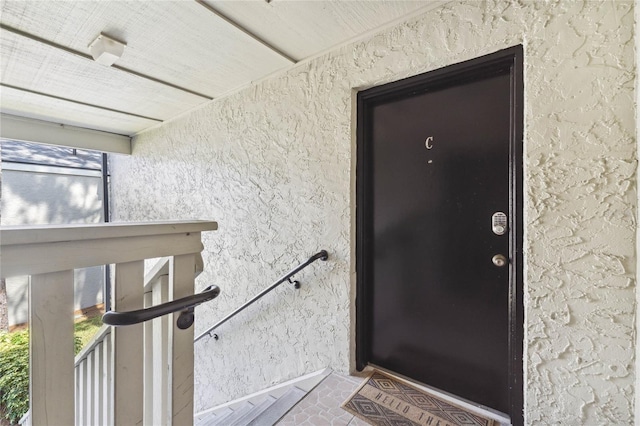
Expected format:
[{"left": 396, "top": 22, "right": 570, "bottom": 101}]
[
  {"left": 0, "top": 85, "right": 158, "bottom": 136},
  {"left": 0, "top": 0, "right": 441, "bottom": 143},
  {"left": 205, "top": 0, "right": 444, "bottom": 61},
  {"left": 0, "top": 1, "right": 292, "bottom": 98},
  {"left": 0, "top": 29, "right": 207, "bottom": 120}
]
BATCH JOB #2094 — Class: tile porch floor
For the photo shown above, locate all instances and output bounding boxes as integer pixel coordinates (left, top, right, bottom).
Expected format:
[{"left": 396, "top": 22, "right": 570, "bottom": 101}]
[{"left": 277, "top": 372, "right": 370, "bottom": 426}]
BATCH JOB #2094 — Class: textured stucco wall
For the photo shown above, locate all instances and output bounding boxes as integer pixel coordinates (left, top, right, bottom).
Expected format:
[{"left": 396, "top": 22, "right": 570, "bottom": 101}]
[
  {"left": 110, "top": 1, "right": 636, "bottom": 423},
  {"left": 636, "top": 0, "right": 640, "bottom": 421}
]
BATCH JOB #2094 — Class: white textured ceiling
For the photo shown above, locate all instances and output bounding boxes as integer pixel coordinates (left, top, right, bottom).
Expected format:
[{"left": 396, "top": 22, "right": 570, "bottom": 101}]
[{"left": 0, "top": 0, "right": 443, "bottom": 138}]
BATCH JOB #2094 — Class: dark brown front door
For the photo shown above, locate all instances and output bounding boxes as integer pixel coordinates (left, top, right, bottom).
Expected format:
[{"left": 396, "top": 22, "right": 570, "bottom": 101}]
[{"left": 356, "top": 47, "right": 523, "bottom": 423}]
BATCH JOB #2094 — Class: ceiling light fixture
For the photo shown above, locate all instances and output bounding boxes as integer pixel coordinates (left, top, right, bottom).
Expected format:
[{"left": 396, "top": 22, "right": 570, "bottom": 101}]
[{"left": 88, "top": 33, "right": 126, "bottom": 66}]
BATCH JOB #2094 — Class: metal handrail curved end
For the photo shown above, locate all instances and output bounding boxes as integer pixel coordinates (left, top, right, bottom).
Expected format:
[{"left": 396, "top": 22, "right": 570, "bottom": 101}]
[
  {"left": 102, "top": 285, "right": 220, "bottom": 327},
  {"left": 315, "top": 250, "right": 329, "bottom": 262}
]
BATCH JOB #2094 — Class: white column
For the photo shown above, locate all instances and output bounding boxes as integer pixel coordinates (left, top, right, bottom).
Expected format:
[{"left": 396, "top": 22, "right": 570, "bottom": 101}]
[
  {"left": 29, "top": 270, "right": 75, "bottom": 426},
  {"left": 93, "top": 342, "right": 104, "bottom": 425},
  {"left": 143, "top": 288, "right": 154, "bottom": 426},
  {"left": 112, "top": 260, "right": 144, "bottom": 425},
  {"left": 170, "top": 254, "right": 195, "bottom": 426},
  {"left": 156, "top": 275, "right": 171, "bottom": 426},
  {"left": 103, "top": 332, "right": 113, "bottom": 426}
]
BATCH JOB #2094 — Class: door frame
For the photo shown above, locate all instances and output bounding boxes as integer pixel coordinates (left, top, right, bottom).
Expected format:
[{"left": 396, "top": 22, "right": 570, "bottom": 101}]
[{"left": 355, "top": 45, "right": 524, "bottom": 425}]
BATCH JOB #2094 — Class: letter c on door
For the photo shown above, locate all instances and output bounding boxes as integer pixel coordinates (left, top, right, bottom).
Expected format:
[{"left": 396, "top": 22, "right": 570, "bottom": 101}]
[{"left": 425, "top": 136, "right": 434, "bottom": 150}]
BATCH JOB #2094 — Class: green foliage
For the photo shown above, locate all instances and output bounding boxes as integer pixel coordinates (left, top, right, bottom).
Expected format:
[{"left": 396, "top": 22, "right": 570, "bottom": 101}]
[
  {"left": 0, "top": 330, "right": 29, "bottom": 424},
  {"left": 0, "top": 317, "right": 101, "bottom": 424},
  {"left": 74, "top": 315, "right": 103, "bottom": 348}
]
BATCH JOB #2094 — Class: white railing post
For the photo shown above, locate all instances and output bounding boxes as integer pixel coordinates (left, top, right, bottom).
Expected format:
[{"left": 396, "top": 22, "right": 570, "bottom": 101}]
[
  {"left": 170, "top": 254, "right": 196, "bottom": 426},
  {"left": 92, "top": 341, "right": 104, "bottom": 425},
  {"left": 104, "top": 332, "right": 113, "bottom": 425},
  {"left": 75, "top": 360, "right": 82, "bottom": 425},
  {"left": 112, "top": 260, "right": 145, "bottom": 425},
  {"left": 144, "top": 272, "right": 171, "bottom": 426},
  {"left": 144, "top": 287, "right": 154, "bottom": 425},
  {"left": 29, "top": 270, "right": 75, "bottom": 426}
]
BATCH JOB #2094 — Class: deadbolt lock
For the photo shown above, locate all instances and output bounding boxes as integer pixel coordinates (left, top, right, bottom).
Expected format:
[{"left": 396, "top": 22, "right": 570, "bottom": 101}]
[
  {"left": 492, "top": 212, "right": 507, "bottom": 235},
  {"left": 492, "top": 254, "right": 508, "bottom": 267}
]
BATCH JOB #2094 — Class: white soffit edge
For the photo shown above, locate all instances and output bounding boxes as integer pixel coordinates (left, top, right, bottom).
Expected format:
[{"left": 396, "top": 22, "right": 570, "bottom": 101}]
[
  {"left": 0, "top": 84, "right": 159, "bottom": 135},
  {"left": 0, "top": 114, "right": 131, "bottom": 155}
]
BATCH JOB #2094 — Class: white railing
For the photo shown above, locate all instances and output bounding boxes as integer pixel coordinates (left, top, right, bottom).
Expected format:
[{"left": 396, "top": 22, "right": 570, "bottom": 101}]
[
  {"left": 75, "top": 325, "right": 112, "bottom": 426},
  {"left": 1, "top": 220, "right": 217, "bottom": 426}
]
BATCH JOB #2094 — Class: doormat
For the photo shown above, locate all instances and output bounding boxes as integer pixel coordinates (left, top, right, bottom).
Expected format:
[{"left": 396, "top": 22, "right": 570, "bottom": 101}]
[{"left": 341, "top": 371, "right": 496, "bottom": 426}]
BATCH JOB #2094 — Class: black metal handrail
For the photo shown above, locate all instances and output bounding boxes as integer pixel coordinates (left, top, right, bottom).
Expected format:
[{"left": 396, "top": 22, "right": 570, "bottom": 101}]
[
  {"left": 194, "top": 250, "right": 329, "bottom": 342},
  {"left": 102, "top": 285, "right": 220, "bottom": 329}
]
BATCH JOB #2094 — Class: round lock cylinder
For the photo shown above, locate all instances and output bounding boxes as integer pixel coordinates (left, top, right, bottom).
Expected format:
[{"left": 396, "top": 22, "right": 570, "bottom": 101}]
[{"left": 492, "top": 254, "right": 507, "bottom": 267}]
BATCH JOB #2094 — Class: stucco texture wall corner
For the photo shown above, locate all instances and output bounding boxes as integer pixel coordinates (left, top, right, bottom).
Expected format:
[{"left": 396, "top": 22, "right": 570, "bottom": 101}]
[
  {"left": 523, "top": 1, "right": 636, "bottom": 424},
  {"left": 110, "top": 0, "right": 637, "bottom": 423}
]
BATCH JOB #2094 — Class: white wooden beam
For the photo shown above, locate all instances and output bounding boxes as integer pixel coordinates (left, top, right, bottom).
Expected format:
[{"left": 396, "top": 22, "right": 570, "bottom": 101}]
[
  {"left": 170, "top": 254, "right": 196, "bottom": 426},
  {"left": 29, "top": 270, "right": 75, "bottom": 426},
  {"left": 1, "top": 221, "right": 218, "bottom": 278},
  {"left": 2, "top": 233, "right": 204, "bottom": 277},
  {"left": 143, "top": 290, "right": 154, "bottom": 426},
  {"left": 112, "top": 260, "right": 144, "bottom": 426},
  {"left": 0, "top": 114, "right": 131, "bottom": 154},
  {"left": 104, "top": 335, "right": 113, "bottom": 425},
  {"left": 93, "top": 342, "right": 105, "bottom": 425},
  {"left": 77, "top": 360, "right": 87, "bottom": 426},
  {"left": 145, "top": 274, "right": 170, "bottom": 426},
  {"left": 1, "top": 220, "right": 217, "bottom": 245}
]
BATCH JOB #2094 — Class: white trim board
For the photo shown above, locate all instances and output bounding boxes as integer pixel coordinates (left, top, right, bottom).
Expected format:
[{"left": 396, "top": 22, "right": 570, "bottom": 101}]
[{"left": 1, "top": 114, "right": 131, "bottom": 154}]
